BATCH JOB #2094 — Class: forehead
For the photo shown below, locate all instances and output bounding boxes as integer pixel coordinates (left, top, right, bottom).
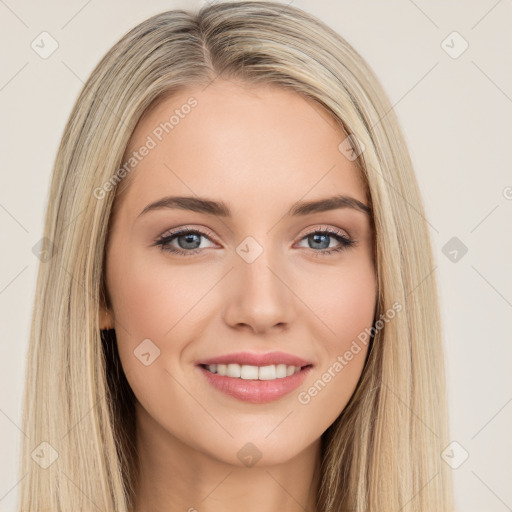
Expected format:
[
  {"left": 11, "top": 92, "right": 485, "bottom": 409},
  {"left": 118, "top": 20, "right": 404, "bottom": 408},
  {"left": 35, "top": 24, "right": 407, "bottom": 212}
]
[{"left": 116, "top": 80, "right": 367, "bottom": 220}]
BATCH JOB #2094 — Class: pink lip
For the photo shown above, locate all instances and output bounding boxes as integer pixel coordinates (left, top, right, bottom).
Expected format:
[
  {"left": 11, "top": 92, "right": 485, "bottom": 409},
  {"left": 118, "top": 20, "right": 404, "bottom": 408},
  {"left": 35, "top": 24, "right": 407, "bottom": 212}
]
[
  {"left": 197, "top": 364, "right": 313, "bottom": 404},
  {"left": 196, "top": 351, "right": 313, "bottom": 368}
]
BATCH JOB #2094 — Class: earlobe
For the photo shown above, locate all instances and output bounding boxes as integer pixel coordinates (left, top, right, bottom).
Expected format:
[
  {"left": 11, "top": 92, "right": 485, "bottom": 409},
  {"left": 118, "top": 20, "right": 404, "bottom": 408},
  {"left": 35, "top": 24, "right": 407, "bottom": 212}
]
[{"left": 99, "top": 307, "right": 114, "bottom": 330}]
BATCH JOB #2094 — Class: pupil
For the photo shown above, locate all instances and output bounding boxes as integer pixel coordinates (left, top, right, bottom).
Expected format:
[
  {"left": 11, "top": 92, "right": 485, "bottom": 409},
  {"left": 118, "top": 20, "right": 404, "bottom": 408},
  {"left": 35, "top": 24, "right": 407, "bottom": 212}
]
[
  {"left": 180, "top": 233, "right": 200, "bottom": 249},
  {"left": 311, "top": 234, "right": 328, "bottom": 249}
]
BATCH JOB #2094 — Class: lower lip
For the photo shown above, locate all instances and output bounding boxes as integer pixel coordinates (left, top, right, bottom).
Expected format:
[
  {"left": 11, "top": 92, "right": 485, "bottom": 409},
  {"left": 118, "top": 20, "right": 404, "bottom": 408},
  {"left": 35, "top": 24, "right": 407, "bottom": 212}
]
[{"left": 197, "top": 364, "right": 313, "bottom": 404}]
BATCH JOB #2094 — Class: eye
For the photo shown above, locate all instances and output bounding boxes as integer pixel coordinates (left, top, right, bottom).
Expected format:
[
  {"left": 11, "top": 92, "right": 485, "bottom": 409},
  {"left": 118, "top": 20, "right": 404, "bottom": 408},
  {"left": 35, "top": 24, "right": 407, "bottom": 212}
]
[
  {"left": 153, "top": 226, "right": 356, "bottom": 257},
  {"left": 153, "top": 227, "right": 217, "bottom": 255},
  {"left": 295, "top": 227, "right": 356, "bottom": 257}
]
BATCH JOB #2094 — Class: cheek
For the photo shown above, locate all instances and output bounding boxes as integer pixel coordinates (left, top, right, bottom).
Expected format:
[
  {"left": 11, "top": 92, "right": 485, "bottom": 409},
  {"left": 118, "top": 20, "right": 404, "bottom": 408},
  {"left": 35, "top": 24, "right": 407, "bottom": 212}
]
[
  {"left": 105, "top": 247, "right": 202, "bottom": 418},
  {"left": 329, "top": 271, "right": 376, "bottom": 341},
  {"left": 106, "top": 242, "right": 208, "bottom": 339},
  {"left": 292, "top": 258, "right": 376, "bottom": 423},
  {"left": 298, "top": 255, "right": 377, "bottom": 344},
  {"left": 105, "top": 244, "right": 217, "bottom": 392}
]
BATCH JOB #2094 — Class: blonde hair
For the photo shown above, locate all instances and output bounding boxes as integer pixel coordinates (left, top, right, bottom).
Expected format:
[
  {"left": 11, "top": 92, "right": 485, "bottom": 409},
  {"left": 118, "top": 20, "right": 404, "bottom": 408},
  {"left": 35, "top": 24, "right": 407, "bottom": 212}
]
[{"left": 18, "top": 2, "right": 454, "bottom": 511}]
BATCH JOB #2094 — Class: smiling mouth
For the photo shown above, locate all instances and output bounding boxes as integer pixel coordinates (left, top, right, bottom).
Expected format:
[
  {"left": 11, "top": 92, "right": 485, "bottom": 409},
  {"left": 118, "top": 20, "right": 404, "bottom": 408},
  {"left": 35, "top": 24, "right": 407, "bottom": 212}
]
[
  {"left": 197, "top": 362, "right": 314, "bottom": 404},
  {"left": 199, "top": 363, "right": 313, "bottom": 381}
]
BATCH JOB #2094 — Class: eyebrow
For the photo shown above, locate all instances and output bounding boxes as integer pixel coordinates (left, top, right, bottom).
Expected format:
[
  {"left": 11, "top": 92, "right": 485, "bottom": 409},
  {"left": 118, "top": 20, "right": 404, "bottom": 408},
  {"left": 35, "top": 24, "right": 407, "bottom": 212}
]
[{"left": 137, "top": 194, "right": 371, "bottom": 219}]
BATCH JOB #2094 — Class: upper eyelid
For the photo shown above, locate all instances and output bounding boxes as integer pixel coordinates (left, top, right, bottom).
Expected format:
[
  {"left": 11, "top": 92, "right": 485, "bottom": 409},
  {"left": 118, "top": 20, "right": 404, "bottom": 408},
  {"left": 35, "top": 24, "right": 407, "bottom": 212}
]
[
  {"left": 302, "top": 224, "right": 351, "bottom": 238},
  {"left": 159, "top": 226, "right": 217, "bottom": 243}
]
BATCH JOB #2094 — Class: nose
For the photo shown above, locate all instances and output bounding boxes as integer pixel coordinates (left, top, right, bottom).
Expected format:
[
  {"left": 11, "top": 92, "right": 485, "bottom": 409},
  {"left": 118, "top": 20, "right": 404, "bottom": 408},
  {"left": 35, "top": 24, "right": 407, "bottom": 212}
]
[{"left": 222, "top": 249, "right": 296, "bottom": 335}]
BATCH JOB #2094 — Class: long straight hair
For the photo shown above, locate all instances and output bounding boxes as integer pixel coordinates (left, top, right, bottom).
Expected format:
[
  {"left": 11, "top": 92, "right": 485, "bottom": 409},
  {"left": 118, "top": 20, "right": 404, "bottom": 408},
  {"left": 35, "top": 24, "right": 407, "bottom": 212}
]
[{"left": 18, "top": 2, "right": 454, "bottom": 511}]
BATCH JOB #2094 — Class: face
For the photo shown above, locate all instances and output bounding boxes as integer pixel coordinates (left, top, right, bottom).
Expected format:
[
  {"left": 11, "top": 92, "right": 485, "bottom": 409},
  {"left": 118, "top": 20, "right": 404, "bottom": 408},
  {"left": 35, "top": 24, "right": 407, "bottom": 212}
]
[{"left": 102, "top": 79, "right": 377, "bottom": 467}]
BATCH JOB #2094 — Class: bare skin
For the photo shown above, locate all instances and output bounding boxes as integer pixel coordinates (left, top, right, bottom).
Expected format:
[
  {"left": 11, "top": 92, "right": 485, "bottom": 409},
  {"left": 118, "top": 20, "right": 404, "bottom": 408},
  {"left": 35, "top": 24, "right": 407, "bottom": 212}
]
[{"left": 101, "top": 79, "right": 377, "bottom": 512}]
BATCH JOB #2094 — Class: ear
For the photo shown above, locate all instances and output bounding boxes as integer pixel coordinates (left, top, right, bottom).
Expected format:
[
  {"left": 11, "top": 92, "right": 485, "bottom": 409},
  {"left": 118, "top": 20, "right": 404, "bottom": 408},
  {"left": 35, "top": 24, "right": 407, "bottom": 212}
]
[{"left": 99, "top": 306, "right": 115, "bottom": 330}]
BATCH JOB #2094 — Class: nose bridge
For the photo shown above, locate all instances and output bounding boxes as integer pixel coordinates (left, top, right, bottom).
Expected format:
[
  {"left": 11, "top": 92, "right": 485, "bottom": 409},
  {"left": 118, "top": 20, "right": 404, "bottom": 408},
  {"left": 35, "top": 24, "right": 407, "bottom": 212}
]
[
  {"left": 223, "top": 235, "right": 295, "bottom": 332},
  {"left": 238, "top": 242, "right": 280, "bottom": 293}
]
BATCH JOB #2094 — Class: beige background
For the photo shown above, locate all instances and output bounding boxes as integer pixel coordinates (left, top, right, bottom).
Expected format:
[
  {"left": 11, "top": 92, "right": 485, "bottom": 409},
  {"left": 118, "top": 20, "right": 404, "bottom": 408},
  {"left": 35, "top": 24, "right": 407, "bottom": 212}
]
[{"left": 1, "top": 1, "right": 511, "bottom": 510}]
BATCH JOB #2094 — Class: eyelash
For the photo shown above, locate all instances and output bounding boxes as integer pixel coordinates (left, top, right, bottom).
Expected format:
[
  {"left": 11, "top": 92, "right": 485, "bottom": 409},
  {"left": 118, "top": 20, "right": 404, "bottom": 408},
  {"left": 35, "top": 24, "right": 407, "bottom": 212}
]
[{"left": 153, "top": 226, "right": 356, "bottom": 258}]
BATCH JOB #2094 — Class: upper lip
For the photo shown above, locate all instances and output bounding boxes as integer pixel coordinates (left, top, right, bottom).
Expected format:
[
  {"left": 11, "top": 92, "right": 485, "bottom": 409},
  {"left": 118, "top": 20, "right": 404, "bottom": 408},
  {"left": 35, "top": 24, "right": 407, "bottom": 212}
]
[{"left": 196, "top": 351, "right": 313, "bottom": 368}]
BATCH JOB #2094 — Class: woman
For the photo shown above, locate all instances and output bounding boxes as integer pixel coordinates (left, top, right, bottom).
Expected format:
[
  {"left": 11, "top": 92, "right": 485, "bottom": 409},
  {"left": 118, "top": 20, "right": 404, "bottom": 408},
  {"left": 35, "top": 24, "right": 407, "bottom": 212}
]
[{"left": 18, "top": 2, "right": 454, "bottom": 511}]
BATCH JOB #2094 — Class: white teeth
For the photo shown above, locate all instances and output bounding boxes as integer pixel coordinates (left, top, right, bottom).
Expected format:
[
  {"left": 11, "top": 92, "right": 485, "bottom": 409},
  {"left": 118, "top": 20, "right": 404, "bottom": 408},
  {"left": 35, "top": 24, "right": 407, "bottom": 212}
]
[
  {"left": 276, "top": 364, "right": 287, "bottom": 378},
  {"left": 226, "top": 363, "right": 241, "bottom": 378},
  {"left": 258, "top": 365, "right": 276, "bottom": 380},
  {"left": 205, "top": 363, "right": 303, "bottom": 380},
  {"left": 241, "top": 364, "right": 259, "bottom": 380}
]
